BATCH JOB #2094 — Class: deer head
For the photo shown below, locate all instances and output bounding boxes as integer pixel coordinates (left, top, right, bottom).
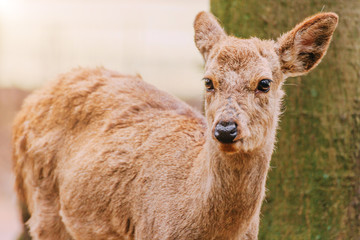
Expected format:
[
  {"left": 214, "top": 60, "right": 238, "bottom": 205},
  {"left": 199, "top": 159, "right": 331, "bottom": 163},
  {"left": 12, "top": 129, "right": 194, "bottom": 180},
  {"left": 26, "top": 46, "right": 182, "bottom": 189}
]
[{"left": 194, "top": 12, "right": 338, "bottom": 153}]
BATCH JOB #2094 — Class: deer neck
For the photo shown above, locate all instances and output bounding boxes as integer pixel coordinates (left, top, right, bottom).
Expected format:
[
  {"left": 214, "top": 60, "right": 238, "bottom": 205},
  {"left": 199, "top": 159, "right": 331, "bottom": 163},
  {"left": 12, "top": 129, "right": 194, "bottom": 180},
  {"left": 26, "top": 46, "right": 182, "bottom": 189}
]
[{"left": 192, "top": 134, "right": 273, "bottom": 236}]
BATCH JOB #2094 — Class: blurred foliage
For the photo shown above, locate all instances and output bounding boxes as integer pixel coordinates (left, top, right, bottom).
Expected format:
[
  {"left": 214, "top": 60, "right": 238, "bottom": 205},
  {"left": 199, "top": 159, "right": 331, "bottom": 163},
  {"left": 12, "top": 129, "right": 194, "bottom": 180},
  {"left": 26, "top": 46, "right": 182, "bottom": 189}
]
[{"left": 211, "top": 0, "right": 360, "bottom": 239}]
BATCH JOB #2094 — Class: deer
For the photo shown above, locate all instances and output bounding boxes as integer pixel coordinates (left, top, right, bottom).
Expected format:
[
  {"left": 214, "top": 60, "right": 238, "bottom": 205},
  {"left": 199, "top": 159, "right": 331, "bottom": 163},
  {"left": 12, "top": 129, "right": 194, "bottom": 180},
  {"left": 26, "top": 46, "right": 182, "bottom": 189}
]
[{"left": 12, "top": 11, "right": 338, "bottom": 240}]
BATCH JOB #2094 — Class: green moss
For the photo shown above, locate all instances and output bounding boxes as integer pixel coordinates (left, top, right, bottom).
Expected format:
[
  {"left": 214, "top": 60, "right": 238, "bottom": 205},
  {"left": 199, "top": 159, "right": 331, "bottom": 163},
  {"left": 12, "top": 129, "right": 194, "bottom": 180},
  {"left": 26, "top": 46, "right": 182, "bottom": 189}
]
[{"left": 211, "top": 0, "right": 360, "bottom": 239}]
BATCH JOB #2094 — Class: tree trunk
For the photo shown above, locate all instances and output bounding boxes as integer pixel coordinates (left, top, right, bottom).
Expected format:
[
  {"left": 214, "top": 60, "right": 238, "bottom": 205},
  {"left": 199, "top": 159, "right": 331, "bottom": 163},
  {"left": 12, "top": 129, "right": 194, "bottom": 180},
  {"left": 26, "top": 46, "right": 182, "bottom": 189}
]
[{"left": 211, "top": 1, "right": 360, "bottom": 239}]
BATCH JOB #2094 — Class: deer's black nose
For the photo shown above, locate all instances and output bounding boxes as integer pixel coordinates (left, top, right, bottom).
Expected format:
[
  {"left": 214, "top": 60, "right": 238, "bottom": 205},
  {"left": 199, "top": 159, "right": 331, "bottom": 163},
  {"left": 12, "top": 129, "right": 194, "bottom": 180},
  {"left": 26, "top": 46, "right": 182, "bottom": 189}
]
[{"left": 214, "top": 121, "right": 237, "bottom": 143}]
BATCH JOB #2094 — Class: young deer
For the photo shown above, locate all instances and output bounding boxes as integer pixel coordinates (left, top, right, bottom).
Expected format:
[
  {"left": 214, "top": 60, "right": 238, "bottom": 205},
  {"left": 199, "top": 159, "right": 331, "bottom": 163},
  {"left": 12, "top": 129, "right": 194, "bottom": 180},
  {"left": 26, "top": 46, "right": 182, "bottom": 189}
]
[{"left": 12, "top": 12, "right": 338, "bottom": 239}]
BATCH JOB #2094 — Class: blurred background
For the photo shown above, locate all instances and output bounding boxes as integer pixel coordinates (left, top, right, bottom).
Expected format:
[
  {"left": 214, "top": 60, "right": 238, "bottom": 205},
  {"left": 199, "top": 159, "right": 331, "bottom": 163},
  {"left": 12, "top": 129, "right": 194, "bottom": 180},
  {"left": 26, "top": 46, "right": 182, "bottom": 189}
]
[
  {"left": 0, "top": 0, "right": 207, "bottom": 96},
  {"left": 0, "top": 0, "right": 207, "bottom": 239},
  {"left": 1, "top": 0, "right": 359, "bottom": 240}
]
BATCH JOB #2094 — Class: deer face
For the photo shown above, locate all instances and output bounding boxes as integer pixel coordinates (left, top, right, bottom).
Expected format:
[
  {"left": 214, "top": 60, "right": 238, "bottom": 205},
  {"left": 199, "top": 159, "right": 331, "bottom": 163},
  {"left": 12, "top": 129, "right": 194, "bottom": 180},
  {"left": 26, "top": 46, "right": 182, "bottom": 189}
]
[
  {"left": 202, "top": 38, "right": 284, "bottom": 153},
  {"left": 194, "top": 12, "right": 338, "bottom": 153}
]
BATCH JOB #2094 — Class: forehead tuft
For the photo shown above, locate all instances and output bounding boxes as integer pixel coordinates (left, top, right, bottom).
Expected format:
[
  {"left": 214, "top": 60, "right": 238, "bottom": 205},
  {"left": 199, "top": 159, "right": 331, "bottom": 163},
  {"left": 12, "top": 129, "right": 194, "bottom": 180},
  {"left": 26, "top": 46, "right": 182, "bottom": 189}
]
[{"left": 216, "top": 39, "right": 261, "bottom": 71}]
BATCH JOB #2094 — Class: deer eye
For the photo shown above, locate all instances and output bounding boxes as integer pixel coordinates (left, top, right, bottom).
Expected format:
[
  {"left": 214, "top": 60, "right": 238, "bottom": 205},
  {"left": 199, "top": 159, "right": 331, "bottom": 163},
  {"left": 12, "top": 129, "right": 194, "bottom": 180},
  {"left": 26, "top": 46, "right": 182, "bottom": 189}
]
[
  {"left": 203, "top": 78, "right": 214, "bottom": 92},
  {"left": 257, "top": 79, "right": 272, "bottom": 93}
]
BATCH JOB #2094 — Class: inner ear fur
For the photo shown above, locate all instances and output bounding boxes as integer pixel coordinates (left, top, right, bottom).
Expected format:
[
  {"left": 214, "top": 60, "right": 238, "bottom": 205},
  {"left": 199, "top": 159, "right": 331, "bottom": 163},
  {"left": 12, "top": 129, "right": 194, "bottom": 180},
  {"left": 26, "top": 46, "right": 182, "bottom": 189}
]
[
  {"left": 194, "top": 12, "right": 226, "bottom": 61},
  {"left": 276, "top": 12, "right": 338, "bottom": 77}
]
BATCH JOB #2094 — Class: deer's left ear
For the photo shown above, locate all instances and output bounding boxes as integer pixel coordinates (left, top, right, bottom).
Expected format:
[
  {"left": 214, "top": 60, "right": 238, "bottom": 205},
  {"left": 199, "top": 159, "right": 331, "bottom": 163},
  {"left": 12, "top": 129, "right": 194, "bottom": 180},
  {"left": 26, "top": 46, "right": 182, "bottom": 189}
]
[
  {"left": 276, "top": 12, "right": 338, "bottom": 77},
  {"left": 194, "top": 12, "right": 226, "bottom": 61}
]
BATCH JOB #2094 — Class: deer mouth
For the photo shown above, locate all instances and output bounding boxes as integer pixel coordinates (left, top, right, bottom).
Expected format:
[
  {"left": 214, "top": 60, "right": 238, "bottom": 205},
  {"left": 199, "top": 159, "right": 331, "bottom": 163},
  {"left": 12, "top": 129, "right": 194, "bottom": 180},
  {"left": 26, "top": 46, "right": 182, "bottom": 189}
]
[
  {"left": 216, "top": 137, "right": 251, "bottom": 154},
  {"left": 218, "top": 142, "right": 238, "bottom": 153}
]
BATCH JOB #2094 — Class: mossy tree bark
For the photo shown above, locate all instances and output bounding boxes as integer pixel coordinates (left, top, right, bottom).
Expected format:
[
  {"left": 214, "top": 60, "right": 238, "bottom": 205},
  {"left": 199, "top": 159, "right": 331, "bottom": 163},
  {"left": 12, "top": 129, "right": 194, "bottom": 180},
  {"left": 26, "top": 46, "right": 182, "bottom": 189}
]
[{"left": 211, "top": 1, "right": 360, "bottom": 239}]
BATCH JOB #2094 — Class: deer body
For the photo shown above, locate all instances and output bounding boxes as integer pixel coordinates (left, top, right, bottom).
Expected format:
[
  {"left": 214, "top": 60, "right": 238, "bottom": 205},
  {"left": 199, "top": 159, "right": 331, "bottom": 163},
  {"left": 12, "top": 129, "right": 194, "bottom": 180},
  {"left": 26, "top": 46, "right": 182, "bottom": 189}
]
[{"left": 13, "top": 12, "right": 338, "bottom": 240}]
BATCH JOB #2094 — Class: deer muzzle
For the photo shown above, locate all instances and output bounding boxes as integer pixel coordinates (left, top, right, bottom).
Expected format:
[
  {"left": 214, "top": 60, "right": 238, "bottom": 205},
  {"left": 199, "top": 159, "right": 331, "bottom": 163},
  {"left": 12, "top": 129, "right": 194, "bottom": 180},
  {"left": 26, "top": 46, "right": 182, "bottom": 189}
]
[{"left": 214, "top": 121, "right": 238, "bottom": 144}]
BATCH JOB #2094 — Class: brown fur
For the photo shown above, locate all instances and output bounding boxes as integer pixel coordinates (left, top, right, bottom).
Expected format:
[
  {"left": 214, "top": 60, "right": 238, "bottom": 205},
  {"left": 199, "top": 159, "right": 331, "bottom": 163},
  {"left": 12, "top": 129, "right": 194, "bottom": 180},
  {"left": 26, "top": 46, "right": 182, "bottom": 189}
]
[{"left": 12, "top": 12, "right": 338, "bottom": 239}]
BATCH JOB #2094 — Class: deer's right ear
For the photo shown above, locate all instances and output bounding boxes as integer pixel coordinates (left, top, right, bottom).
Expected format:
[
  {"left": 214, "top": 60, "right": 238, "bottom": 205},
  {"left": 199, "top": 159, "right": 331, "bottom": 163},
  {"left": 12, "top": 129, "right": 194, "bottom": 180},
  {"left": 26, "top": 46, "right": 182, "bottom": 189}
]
[
  {"left": 276, "top": 12, "right": 338, "bottom": 78},
  {"left": 194, "top": 12, "right": 226, "bottom": 61}
]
